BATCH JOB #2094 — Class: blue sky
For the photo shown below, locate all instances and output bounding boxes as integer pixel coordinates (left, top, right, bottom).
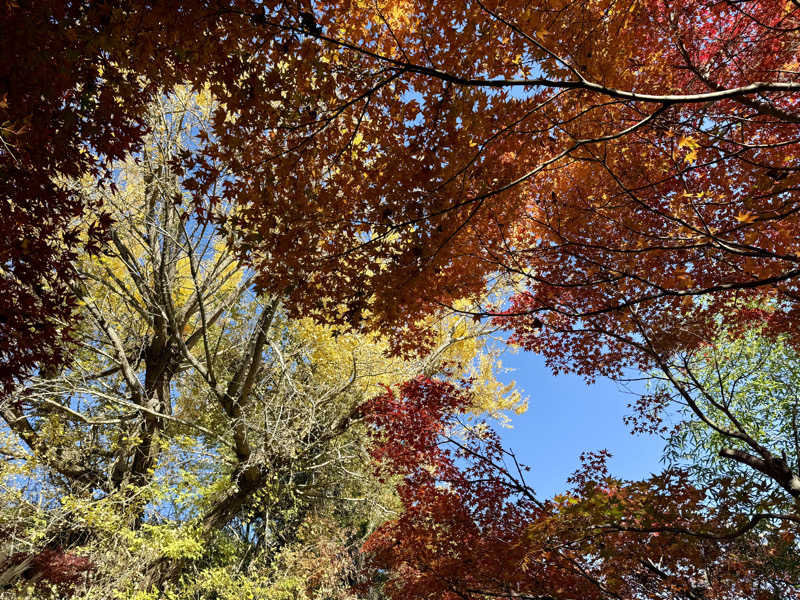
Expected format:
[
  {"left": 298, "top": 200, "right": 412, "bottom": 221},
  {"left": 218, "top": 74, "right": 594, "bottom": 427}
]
[{"left": 494, "top": 348, "right": 668, "bottom": 499}]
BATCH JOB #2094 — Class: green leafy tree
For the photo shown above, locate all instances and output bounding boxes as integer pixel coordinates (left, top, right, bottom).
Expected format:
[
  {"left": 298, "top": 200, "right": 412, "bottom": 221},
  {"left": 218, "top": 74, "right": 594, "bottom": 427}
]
[{"left": 655, "top": 322, "right": 800, "bottom": 514}]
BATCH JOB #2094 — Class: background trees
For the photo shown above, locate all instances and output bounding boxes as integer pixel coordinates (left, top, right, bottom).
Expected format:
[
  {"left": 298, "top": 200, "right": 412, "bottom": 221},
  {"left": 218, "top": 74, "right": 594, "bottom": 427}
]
[
  {"left": 0, "top": 92, "right": 514, "bottom": 598},
  {"left": 656, "top": 324, "right": 800, "bottom": 501}
]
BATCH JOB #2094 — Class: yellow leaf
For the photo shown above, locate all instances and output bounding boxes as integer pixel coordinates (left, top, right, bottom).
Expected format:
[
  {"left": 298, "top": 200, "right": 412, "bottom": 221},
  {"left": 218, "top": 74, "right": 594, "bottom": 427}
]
[
  {"left": 735, "top": 211, "right": 758, "bottom": 224},
  {"left": 678, "top": 136, "right": 700, "bottom": 163}
]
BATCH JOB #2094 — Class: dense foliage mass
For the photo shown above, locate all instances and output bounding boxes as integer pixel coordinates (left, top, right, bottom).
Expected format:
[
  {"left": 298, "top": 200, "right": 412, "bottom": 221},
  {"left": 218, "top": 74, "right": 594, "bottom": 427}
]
[
  {"left": 362, "top": 354, "right": 800, "bottom": 599},
  {"left": 0, "top": 95, "right": 517, "bottom": 598},
  {"left": 2, "top": 0, "right": 800, "bottom": 598}
]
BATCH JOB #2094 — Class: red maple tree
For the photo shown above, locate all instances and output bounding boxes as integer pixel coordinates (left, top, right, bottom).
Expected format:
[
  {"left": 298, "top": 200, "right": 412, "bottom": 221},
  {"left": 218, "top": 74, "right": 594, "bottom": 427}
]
[
  {"left": 5, "top": 1, "right": 799, "bottom": 385},
  {"left": 362, "top": 377, "right": 800, "bottom": 600}
]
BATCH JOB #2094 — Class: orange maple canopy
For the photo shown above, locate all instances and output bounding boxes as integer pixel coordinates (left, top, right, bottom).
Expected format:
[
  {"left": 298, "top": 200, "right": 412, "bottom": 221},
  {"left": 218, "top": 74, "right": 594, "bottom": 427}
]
[{"left": 178, "top": 0, "right": 800, "bottom": 379}]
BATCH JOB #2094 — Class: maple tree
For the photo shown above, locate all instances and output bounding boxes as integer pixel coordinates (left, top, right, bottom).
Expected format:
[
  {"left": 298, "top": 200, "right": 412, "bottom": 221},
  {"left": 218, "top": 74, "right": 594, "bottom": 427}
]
[
  {"left": 179, "top": 0, "right": 800, "bottom": 374},
  {"left": 362, "top": 376, "right": 800, "bottom": 600},
  {"left": 5, "top": 0, "right": 800, "bottom": 388}
]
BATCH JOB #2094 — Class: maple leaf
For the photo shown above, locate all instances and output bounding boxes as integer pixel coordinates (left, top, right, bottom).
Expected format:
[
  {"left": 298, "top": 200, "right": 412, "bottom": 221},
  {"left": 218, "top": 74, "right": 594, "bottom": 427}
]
[
  {"left": 735, "top": 211, "right": 758, "bottom": 224},
  {"left": 677, "top": 136, "right": 700, "bottom": 151},
  {"left": 678, "top": 136, "right": 701, "bottom": 163}
]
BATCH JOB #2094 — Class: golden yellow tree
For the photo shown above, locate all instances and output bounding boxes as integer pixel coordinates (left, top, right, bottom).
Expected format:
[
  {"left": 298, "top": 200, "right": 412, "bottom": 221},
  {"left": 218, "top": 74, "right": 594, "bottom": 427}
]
[{"left": 0, "top": 90, "right": 523, "bottom": 599}]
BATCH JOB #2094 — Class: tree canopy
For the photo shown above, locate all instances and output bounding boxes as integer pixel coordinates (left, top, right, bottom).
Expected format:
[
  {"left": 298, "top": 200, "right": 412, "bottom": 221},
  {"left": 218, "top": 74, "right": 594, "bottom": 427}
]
[
  {"left": 0, "top": 92, "right": 515, "bottom": 598},
  {"left": 3, "top": 0, "right": 800, "bottom": 384},
  {"left": 2, "top": 1, "right": 800, "bottom": 598}
]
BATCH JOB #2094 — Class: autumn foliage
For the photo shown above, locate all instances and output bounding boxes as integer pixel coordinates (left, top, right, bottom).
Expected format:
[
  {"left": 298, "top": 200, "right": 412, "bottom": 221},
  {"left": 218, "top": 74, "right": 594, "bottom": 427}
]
[
  {"left": 1, "top": 549, "right": 93, "bottom": 595},
  {"left": 363, "top": 377, "right": 800, "bottom": 599},
  {"left": 184, "top": 0, "right": 800, "bottom": 377},
  {"left": 4, "top": 0, "right": 800, "bottom": 386},
  {"left": 3, "top": 0, "right": 800, "bottom": 598}
]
